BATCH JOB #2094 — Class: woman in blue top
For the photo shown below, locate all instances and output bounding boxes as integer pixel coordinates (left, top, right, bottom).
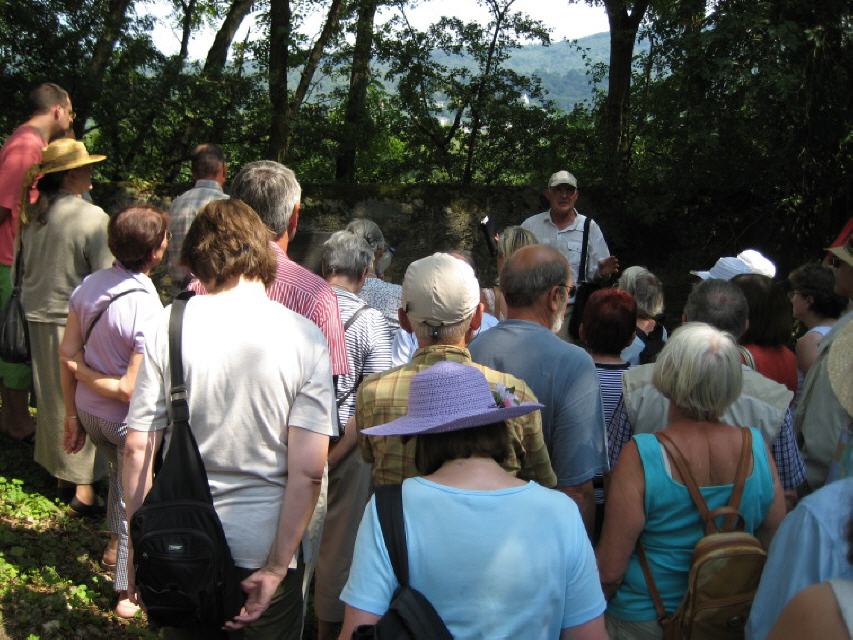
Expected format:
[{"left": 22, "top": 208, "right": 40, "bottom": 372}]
[
  {"left": 340, "top": 361, "right": 607, "bottom": 640},
  {"left": 596, "top": 323, "right": 786, "bottom": 640}
]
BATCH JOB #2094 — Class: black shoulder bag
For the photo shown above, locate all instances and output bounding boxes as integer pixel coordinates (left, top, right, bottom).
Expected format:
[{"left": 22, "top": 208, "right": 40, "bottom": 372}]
[
  {"left": 0, "top": 240, "right": 31, "bottom": 363},
  {"left": 567, "top": 216, "right": 602, "bottom": 341},
  {"left": 130, "top": 293, "right": 245, "bottom": 630},
  {"left": 353, "top": 485, "right": 453, "bottom": 640}
]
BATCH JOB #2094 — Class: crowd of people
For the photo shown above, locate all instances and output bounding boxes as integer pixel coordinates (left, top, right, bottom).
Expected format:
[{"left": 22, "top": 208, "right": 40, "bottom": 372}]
[{"left": 0, "top": 82, "right": 851, "bottom": 639}]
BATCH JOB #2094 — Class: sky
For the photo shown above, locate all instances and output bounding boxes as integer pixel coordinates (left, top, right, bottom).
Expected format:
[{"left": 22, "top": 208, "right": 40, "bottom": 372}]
[{"left": 147, "top": 0, "right": 610, "bottom": 61}]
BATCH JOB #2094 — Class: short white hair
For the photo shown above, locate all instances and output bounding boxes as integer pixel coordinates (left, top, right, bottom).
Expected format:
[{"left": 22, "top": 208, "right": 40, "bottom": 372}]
[
  {"left": 411, "top": 315, "right": 473, "bottom": 344},
  {"left": 652, "top": 322, "right": 742, "bottom": 422}
]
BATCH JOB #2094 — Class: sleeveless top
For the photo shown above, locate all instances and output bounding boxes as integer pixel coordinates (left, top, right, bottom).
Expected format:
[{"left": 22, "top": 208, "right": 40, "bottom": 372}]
[
  {"left": 807, "top": 324, "right": 833, "bottom": 338},
  {"left": 608, "top": 427, "right": 775, "bottom": 621}
]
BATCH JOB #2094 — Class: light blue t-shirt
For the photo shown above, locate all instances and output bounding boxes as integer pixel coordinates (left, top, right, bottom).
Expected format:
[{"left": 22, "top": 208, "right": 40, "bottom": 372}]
[
  {"left": 746, "top": 477, "right": 853, "bottom": 640},
  {"left": 469, "top": 319, "right": 608, "bottom": 486},
  {"left": 608, "top": 428, "right": 775, "bottom": 621},
  {"left": 341, "top": 478, "right": 606, "bottom": 639}
]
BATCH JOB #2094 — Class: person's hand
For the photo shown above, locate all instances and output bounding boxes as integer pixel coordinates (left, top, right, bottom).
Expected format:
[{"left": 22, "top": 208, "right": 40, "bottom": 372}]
[
  {"left": 223, "top": 567, "right": 285, "bottom": 630},
  {"left": 598, "top": 256, "right": 620, "bottom": 279},
  {"left": 63, "top": 416, "right": 86, "bottom": 453}
]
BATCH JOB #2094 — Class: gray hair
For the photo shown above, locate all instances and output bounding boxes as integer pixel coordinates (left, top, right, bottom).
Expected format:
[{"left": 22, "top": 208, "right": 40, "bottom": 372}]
[
  {"left": 411, "top": 316, "right": 473, "bottom": 345},
  {"left": 346, "top": 218, "right": 386, "bottom": 253},
  {"left": 230, "top": 160, "right": 301, "bottom": 238},
  {"left": 683, "top": 279, "right": 749, "bottom": 339},
  {"left": 618, "top": 266, "right": 664, "bottom": 319},
  {"left": 653, "top": 322, "right": 743, "bottom": 422},
  {"left": 501, "top": 245, "right": 570, "bottom": 308},
  {"left": 320, "top": 230, "right": 374, "bottom": 281}
]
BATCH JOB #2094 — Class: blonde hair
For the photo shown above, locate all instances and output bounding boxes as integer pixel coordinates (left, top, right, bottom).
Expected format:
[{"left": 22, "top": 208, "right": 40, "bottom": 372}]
[
  {"left": 652, "top": 322, "right": 742, "bottom": 422},
  {"left": 497, "top": 226, "right": 537, "bottom": 259}
]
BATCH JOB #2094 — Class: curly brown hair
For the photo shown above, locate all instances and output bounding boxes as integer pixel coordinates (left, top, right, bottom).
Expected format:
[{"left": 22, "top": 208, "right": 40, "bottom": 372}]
[{"left": 180, "top": 198, "right": 276, "bottom": 288}]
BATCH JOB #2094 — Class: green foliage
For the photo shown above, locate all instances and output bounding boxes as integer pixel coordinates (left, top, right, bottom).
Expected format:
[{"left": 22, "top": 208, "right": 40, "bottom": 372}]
[{"left": 0, "top": 438, "right": 154, "bottom": 639}]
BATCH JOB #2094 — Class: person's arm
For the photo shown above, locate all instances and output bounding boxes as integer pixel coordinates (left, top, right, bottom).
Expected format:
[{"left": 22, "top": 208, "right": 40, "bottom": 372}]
[
  {"left": 559, "top": 482, "right": 595, "bottom": 533},
  {"left": 339, "top": 606, "right": 381, "bottom": 640},
  {"left": 328, "top": 416, "right": 357, "bottom": 469},
  {"left": 767, "top": 582, "right": 848, "bottom": 640},
  {"left": 225, "top": 426, "right": 329, "bottom": 629},
  {"left": 588, "top": 222, "right": 618, "bottom": 281},
  {"left": 607, "top": 399, "right": 634, "bottom": 470},
  {"left": 58, "top": 311, "right": 86, "bottom": 453},
  {"left": 795, "top": 332, "right": 821, "bottom": 375},
  {"left": 66, "top": 351, "right": 144, "bottom": 403},
  {"left": 757, "top": 441, "right": 787, "bottom": 548},
  {"left": 123, "top": 427, "right": 164, "bottom": 602},
  {"left": 560, "top": 615, "right": 607, "bottom": 640},
  {"left": 595, "top": 440, "right": 646, "bottom": 597}
]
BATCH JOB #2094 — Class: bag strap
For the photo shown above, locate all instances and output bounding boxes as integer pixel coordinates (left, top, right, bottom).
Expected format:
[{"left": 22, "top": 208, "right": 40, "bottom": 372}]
[
  {"left": 636, "top": 542, "right": 670, "bottom": 625},
  {"left": 721, "top": 427, "right": 752, "bottom": 530},
  {"left": 335, "top": 305, "right": 370, "bottom": 409},
  {"left": 344, "top": 304, "right": 369, "bottom": 332},
  {"left": 12, "top": 237, "right": 24, "bottom": 289},
  {"left": 83, "top": 288, "right": 148, "bottom": 344},
  {"left": 375, "top": 484, "right": 409, "bottom": 588},
  {"left": 656, "top": 432, "right": 718, "bottom": 533},
  {"left": 577, "top": 215, "right": 592, "bottom": 284},
  {"left": 168, "top": 291, "right": 195, "bottom": 425}
]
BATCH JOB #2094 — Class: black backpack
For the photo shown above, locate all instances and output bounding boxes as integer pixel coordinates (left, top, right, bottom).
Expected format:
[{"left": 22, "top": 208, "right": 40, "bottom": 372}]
[
  {"left": 353, "top": 485, "right": 453, "bottom": 640},
  {"left": 130, "top": 293, "right": 245, "bottom": 629}
]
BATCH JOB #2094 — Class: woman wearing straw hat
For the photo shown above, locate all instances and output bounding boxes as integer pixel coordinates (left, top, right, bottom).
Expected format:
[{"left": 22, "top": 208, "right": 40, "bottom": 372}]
[
  {"left": 339, "top": 361, "right": 607, "bottom": 640},
  {"left": 19, "top": 138, "right": 114, "bottom": 513}
]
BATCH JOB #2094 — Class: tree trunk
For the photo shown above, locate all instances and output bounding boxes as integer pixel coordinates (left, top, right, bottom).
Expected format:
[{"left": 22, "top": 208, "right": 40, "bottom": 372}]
[
  {"left": 74, "top": 0, "right": 134, "bottom": 135},
  {"left": 281, "top": 0, "right": 346, "bottom": 159},
  {"left": 601, "top": 0, "right": 649, "bottom": 189},
  {"left": 178, "top": 0, "right": 198, "bottom": 64},
  {"left": 335, "top": 0, "right": 379, "bottom": 182},
  {"left": 461, "top": 0, "right": 509, "bottom": 185},
  {"left": 203, "top": 0, "right": 254, "bottom": 75},
  {"left": 267, "top": 0, "right": 291, "bottom": 160}
]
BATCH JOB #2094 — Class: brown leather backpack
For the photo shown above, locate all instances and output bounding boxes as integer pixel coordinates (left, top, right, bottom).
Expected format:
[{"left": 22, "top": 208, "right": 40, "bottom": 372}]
[{"left": 637, "top": 428, "right": 768, "bottom": 640}]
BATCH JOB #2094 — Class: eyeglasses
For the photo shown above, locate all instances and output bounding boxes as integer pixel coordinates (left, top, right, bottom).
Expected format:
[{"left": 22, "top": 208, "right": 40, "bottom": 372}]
[
  {"left": 787, "top": 290, "right": 799, "bottom": 301},
  {"left": 557, "top": 284, "right": 577, "bottom": 297}
]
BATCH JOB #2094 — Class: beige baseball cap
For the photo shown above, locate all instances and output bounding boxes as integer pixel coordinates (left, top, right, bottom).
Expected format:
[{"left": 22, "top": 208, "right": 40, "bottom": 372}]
[
  {"left": 402, "top": 253, "right": 481, "bottom": 326},
  {"left": 548, "top": 170, "right": 578, "bottom": 189}
]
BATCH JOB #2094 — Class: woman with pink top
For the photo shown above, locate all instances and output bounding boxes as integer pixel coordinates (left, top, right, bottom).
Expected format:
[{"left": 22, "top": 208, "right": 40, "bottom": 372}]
[{"left": 58, "top": 205, "right": 167, "bottom": 618}]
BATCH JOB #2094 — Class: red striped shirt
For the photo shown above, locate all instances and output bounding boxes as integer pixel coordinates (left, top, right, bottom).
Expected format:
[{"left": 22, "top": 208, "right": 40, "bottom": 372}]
[{"left": 188, "top": 242, "right": 349, "bottom": 375}]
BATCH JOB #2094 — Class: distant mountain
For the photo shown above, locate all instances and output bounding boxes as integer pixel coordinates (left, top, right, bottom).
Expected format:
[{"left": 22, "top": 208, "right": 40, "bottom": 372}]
[{"left": 293, "top": 31, "right": 646, "bottom": 111}]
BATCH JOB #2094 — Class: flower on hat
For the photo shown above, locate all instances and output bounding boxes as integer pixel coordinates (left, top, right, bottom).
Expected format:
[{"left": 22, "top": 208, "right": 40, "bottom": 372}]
[{"left": 492, "top": 383, "right": 520, "bottom": 409}]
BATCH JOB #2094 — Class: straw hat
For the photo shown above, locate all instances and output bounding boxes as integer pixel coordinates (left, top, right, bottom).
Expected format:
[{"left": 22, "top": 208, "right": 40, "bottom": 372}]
[
  {"left": 362, "top": 361, "right": 543, "bottom": 437},
  {"left": 39, "top": 138, "right": 106, "bottom": 174},
  {"left": 828, "top": 320, "right": 853, "bottom": 416}
]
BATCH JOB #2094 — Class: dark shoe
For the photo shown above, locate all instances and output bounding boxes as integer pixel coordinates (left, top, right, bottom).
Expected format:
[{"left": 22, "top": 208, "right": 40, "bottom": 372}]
[{"left": 69, "top": 495, "right": 106, "bottom": 518}]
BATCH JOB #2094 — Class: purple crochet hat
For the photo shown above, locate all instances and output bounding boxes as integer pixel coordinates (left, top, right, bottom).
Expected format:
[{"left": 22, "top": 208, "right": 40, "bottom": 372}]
[{"left": 362, "top": 361, "right": 543, "bottom": 437}]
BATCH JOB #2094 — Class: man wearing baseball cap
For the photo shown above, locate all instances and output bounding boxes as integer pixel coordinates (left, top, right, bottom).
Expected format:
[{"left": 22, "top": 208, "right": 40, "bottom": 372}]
[
  {"left": 355, "top": 252, "right": 556, "bottom": 490},
  {"left": 521, "top": 170, "right": 618, "bottom": 339},
  {"left": 796, "top": 233, "right": 853, "bottom": 489}
]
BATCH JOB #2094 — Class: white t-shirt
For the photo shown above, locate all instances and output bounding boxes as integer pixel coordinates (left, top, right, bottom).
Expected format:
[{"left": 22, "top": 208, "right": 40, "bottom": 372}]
[
  {"left": 521, "top": 210, "right": 610, "bottom": 286},
  {"left": 127, "top": 280, "right": 337, "bottom": 568}
]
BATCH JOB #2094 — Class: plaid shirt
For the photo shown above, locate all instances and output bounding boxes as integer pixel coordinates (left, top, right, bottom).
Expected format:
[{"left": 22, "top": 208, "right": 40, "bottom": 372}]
[
  {"left": 607, "top": 402, "right": 806, "bottom": 490},
  {"left": 166, "top": 180, "right": 227, "bottom": 293},
  {"left": 356, "top": 344, "right": 556, "bottom": 487}
]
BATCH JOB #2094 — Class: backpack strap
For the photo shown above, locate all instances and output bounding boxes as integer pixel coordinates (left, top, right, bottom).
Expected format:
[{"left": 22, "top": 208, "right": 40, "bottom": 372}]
[
  {"left": 335, "top": 305, "right": 370, "bottom": 409},
  {"left": 719, "top": 427, "right": 752, "bottom": 531},
  {"left": 577, "top": 216, "right": 592, "bottom": 284},
  {"left": 84, "top": 288, "right": 148, "bottom": 345},
  {"left": 656, "top": 432, "right": 718, "bottom": 533},
  {"left": 636, "top": 542, "right": 670, "bottom": 625},
  {"left": 374, "top": 484, "right": 409, "bottom": 588}
]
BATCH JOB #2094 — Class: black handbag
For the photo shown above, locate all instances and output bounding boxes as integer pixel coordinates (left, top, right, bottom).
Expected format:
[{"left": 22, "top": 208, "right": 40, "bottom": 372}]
[
  {"left": 567, "top": 216, "right": 602, "bottom": 341},
  {"left": 0, "top": 240, "right": 31, "bottom": 363},
  {"left": 130, "top": 293, "right": 245, "bottom": 630}
]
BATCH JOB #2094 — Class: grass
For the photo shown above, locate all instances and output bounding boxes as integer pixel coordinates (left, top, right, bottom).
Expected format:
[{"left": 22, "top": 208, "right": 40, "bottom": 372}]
[{"left": 0, "top": 435, "right": 154, "bottom": 640}]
